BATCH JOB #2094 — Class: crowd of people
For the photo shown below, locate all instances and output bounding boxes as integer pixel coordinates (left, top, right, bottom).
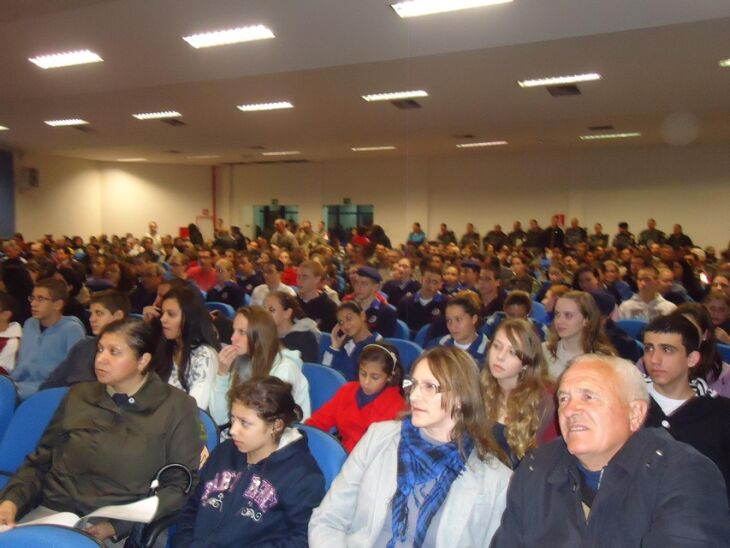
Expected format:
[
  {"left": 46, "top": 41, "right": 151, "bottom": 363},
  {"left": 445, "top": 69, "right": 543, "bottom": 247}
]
[{"left": 0, "top": 214, "right": 728, "bottom": 546}]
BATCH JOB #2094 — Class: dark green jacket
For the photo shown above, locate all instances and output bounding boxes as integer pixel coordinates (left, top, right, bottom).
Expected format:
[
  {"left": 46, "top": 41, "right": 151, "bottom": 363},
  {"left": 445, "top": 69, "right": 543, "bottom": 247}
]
[{"left": 1, "top": 373, "right": 202, "bottom": 534}]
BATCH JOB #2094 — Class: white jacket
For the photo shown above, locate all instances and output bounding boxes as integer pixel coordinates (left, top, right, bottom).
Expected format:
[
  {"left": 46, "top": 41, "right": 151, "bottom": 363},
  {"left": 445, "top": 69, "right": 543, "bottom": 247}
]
[
  {"left": 208, "top": 348, "right": 311, "bottom": 425},
  {"left": 0, "top": 322, "right": 22, "bottom": 373},
  {"left": 309, "top": 421, "right": 512, "bottom": 548}
]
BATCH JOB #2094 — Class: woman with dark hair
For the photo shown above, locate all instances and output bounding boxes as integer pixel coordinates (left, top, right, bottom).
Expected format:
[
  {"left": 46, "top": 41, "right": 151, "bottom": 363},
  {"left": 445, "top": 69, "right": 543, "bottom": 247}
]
[
  {"left": 307, "top": 342, "right": 406, "bottom": 452},
  {"left": 0, "top": 318, "right": 202, "bottom": 544},
  {"left": 209, "top": 306, "right": 310, "bottom": 425},
  {"left": 309, "top": 346, "right": 511, "bottom": 547},
  {"left": 322, "top": 301, "right": 382, "bottom": 382},
  {"left": 427, "top": 291, "right": 489, "bottom": 368},
  {"left": 572, "top": 265, "right": 601, "bottom": 292},
  {"left": 104, "top": 259, "right": 137, "bottom": 294},
  {"left": 155, "top": 285, "right": 220, "bottom": 409},
  {"left": 265, "top": 291, "right": 320, "bottom": 363},
  {"left": 173, "top": 376, "right": 324, "bottom": 547},
  {"left": 671, "top": 258, "right": 704, "bottom": 302},
  {"left": 481, "top": 319, "right": 558, "bottom": 468}
]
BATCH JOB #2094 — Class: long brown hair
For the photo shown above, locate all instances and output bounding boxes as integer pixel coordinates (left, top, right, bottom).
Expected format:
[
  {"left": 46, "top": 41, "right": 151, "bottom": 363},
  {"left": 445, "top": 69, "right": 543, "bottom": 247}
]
[
  {"left": 233, "top": 306, "right": 281, "bottom": 386},
  {"left": 481, "top": 319, "right": 550, "bottom": 461},
  {"left": 414, "top": 346, "right": 505, "bottom": 464},
  {"left": 546, "top": 291, "right": 615, "bottom": 358}
]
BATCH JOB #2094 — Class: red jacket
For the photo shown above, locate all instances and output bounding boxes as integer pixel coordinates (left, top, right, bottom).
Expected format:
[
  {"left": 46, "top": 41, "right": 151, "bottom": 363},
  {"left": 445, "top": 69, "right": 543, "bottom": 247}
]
[{"left": 306, "top": 383, "right": 405, "bottom": 452}]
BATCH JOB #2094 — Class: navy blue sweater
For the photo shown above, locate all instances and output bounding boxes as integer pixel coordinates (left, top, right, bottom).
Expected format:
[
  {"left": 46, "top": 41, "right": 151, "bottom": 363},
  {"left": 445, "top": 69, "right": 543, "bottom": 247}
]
[{"left": 172, "top": 431, "right": 325, "bottom": 547}]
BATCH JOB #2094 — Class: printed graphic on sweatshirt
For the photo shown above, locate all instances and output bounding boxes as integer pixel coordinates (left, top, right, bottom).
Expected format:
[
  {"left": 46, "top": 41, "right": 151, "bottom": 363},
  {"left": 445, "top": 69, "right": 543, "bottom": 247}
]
[
  {"left": 239, "top": 474, "right": 279, "bottom": 522},
  {"left": 201, "top": 470, "right": 242, "bottom": 510}
]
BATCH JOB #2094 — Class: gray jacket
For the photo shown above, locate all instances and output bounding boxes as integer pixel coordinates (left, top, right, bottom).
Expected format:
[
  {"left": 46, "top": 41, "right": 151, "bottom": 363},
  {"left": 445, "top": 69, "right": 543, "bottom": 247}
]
[{"left": 309, "top": 420, "right": 512, "bottom": 547}]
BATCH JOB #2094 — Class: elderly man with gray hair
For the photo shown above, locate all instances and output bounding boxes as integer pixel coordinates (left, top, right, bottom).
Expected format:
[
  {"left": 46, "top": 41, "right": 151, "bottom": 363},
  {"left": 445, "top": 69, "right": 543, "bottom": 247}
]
[{"left": 490, "top": 354, "right": 730, "bottom": 547}]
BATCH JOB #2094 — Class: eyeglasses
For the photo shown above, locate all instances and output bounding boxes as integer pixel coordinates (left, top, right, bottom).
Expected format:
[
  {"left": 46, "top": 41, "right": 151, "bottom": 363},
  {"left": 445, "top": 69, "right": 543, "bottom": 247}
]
[
  {"left": 402, "top": 378, "right": 446, "bottom": 398},
  {"left": 28, "top": 295, "right": 52, "bottom": 303}
]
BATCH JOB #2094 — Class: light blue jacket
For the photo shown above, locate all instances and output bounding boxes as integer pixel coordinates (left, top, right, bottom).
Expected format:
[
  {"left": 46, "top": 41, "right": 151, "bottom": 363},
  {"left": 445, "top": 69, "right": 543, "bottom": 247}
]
[{"left": 12, "top": 315, "right": 85, "bottom": 399}]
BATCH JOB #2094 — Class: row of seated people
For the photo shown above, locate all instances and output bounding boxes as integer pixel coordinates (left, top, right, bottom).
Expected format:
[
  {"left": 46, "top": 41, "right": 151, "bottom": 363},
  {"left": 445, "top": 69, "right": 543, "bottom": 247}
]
[{"left": 0, "top": 304, "right": 729, "bottom": 545}]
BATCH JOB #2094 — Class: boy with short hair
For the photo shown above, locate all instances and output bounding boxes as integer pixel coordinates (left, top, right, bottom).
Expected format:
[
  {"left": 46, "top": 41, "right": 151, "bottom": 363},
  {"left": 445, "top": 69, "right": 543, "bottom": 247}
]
[
  {"left": 351, "top": 266, "right": 397, "bottom": 337},
  {"left": 397, "top": 263, "right": 446, "bottom": 332},
  {"left": 11, "top": 278, "right": 85, "bottom": 399},
  {"left": 0, "top": 293, "right": 22, "bottom": 374},
  {"left": 297, "top": 260, "right": 338, "bottom": 332},
  {"left": 618, "top": 265, "right": 677, "bottom": 321},
  {"left": 250, "top": 259, "right": 296, "bottom": 306},
  {"left": 643, "top": 313, "right": 730, "bottom": 501},
  {"left": 41, "top": 289, "right": 130, "bottom": 389}
]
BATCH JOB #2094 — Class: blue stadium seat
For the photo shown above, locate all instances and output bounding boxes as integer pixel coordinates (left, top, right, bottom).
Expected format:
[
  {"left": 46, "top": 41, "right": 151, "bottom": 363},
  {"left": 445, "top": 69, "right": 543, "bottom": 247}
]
[
  {"left": 243, "top": 293, "right": 251, "bottom": 306},
  {"left": 414, "top": 324, "right": 431, "bottom": 348},
  {"left": 385, "top": 338, "right": 423, "bottom": 375},
  {"left": 206, "top": 301, "right": 235, "bottom": 319},
  {"left": 296, "top": 424, "right": 347, "bottom": 490},
  {"left": 529, "top": 301, "right": 549, "bottom": 325},
  {"left": 616, "top": 319, "right": 648, "bottom": 340},
  {"left": 718, "top": 344, "right": 730, "bottom": 364},
  {"left": 0, "top": 375, "right": 17, "bottom": 442},
  {"left": 0, "top": 387, "right": 68, "bottom": 489},
  {"left": 394, "top": 319, "right": 410, "bottom": 340},
  {"left": 318, "top": 333, "right": 332, "bottom": 362},
  {"left": 198, "top": 408, "right": 219, "bottom": 453},
  {"left": 0, "top": 525, "right": 103, "bottom": 546},
  {"left": 302, "top": 363, "right": 347, "bottom": 413}
]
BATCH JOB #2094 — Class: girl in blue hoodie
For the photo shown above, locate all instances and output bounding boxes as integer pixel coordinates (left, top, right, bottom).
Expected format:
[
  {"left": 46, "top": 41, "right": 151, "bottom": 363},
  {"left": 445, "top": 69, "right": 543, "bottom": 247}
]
[{"left": 173, "top": 376, "right": 325, "bottom": 547}]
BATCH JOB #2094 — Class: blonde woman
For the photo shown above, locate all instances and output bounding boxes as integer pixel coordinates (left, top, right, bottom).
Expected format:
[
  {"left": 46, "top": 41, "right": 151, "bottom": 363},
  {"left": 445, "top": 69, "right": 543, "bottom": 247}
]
[{"left": 481, "top": 319, "right": 558, "bottom": 468}]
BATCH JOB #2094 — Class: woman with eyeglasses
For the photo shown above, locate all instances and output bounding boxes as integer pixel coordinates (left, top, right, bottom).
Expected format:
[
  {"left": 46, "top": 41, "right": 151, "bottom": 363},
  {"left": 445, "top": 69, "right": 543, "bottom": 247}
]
[
  {"left": 309, "top": 346, "right": 511, "bottom": 547},
  {"left": 306, "top": 342, "right": 406, "bottom": 452}
]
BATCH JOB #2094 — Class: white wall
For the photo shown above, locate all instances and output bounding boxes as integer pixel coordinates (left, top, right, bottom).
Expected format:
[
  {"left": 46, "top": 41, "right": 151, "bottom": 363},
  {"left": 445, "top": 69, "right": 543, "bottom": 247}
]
[{"left": 14, "top": 143, "right": 730, "bottom": 250}]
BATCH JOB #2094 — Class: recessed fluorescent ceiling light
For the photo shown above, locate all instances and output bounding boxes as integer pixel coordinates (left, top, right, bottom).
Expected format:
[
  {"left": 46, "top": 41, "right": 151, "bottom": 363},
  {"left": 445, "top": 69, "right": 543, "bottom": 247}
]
[
  {"left": 186, "top": 154, "right": 220, "bottom": 159},
  {"left": 391, "top": 0, "right": 513, "bottom": 18},
  {"left": 719, "top": 58, "right": 730, "bottom": 68},
  {"left": 456, "top": 141, "right": 508, "bottom": 148},
  {"left": 44, "top": 119, "right": 88, "bottom": 127},
  {"left": 518, "top": 73, "right": 601, "bottom": 88},
  {"left": 183, "top": 25, "right": 274, "bottom": 49},
  {"left": 351, "top": 146, "right": 396, "bottom": 152},
  {"left": 237, "top": 101, "right": 293, "bottom": 112},
  {"left": 116, "top": 158, "right": 148, "bottom": 162},
  {"left": 362, "top": 90, "right": 428, "bottom": 102},
  {"left": 132, "top": 111, "right": 182, "bottom": 120},
  {"left": 579, "top": 132, "right": 641, "bottom": 141},
  {"left": 261, "top": 151, "right": 300, "bottom": 156},
  {"left": 0, "top": 126, "right": 8, "bottom": 131},
  {"left": 29, "top": 49, "right": 103, "bottom": 69}
]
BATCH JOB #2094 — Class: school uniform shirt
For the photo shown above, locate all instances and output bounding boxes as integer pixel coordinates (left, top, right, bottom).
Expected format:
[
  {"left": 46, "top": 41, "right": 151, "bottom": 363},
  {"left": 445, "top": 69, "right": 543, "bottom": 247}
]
[
  {"left": 363, "top": 299, "right": 397, "bottom": 338},
  {"left": 427, "top": 332, "right": 489, "bottom": 369},
  {"left": 172, "top": 428, "right": 325, "bottom": 548},
  {"left": 12, "top": 315, "right": 85, "bottom": 400},
  {"left": 644, "top": 378, "right": 730, "bottom": 502},
  {"left": 237, "top": 271, "right": 264, "bottom": 297},
  {"left": 322, "top": 333, "right": 383, "bottom": 382},
  {"left": 618, "top": 294, "right": 677, "bottom": 321},
  {"left": 382, "top": 279, "right": 421, "bottom": 309},
  {"left": 207, "top": 281, "right": 246, "bottom": 310},
  {"left": 306, "top": 383, "right": 406, "bottom": 452},
  {"left": 0, "top": 321, "right": 22, "bottom": 373},
  {"left": 299, "top": 292, "right": 338, "bottom": 332},
  {"left": 397, "top": 291, "right": 446, "bottom": 332},
  {"left": 442, "top": 282, "right": 465, "bottom": 297}
]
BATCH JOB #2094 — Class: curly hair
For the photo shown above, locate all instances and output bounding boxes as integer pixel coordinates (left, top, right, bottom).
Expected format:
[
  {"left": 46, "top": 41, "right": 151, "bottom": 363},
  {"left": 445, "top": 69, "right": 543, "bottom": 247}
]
[{"left": 481, "top": 319, "right": 550, "bottom": 461}]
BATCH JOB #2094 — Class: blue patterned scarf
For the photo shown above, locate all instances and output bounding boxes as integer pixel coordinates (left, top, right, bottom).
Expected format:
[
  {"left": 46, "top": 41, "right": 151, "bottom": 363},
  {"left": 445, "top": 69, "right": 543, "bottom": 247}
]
[{"left": 388, "top": 417, "right": 474, "bottom": 548}]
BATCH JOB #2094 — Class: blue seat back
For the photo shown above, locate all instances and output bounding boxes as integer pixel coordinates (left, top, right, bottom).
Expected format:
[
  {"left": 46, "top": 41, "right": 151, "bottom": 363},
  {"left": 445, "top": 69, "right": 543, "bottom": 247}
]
[
  {"left": 384, "top": 338, "right": 423, "bottom": 375},
  {"left": 297, "top": 424, "right": 347, "bottom": 490},
  {"left": 0, "top": 376, "right": 17, "bottom": 441},
  {"left": 394, "top": 319, "right": 410, "bottom": 340},
  {"left": 243, "top": 293, "right": 251, "bottom": 306},
  {"left": 616, "top": 319, "right": 648, "bottom": 339},
  {"left": 718, "top": 344, "right": 730, "bottom": 364},
  {"left": 529, "top": 301, "right": 549, "bottom": 324},
  {"left": 198, "top": 408, "right": 219, "bottom": 453},
  {"left": 302, "top": 363, "right": 347, "bottom": 413},
  {"left": 206, "top": 301, "right": 236, "bottom": 319},
  {"left": 318, "top": 333, "right": 332, "bottom": 362},
  {"left": 414, "top": 324, "right": 430, "bottom": 348},
  {"left": 0, "top": 387, "right": 68, "bottom": 487},
  {"left": 0, "top": 525, "right": 103, "bottom": 546}
]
